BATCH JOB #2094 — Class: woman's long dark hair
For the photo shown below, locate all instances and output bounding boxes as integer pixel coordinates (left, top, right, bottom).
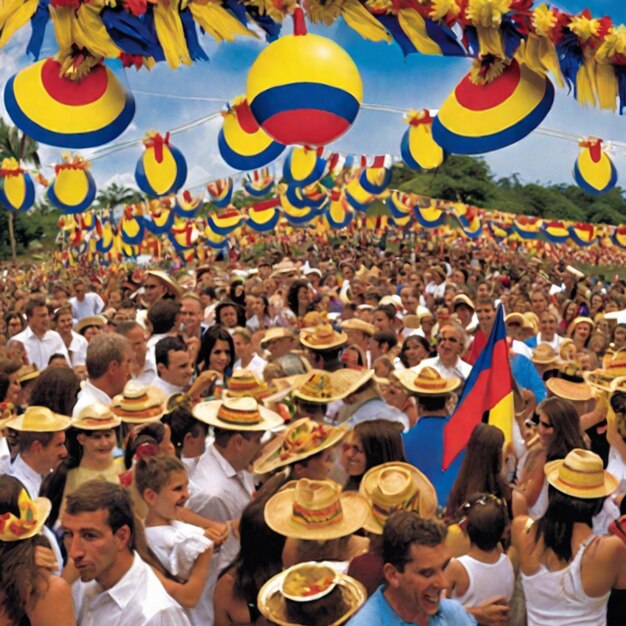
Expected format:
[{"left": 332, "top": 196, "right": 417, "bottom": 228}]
[
  {"left": 287, "top": 280, "right": 314, "bottom": 317},
  {"left": 533, "top": 486, "right": 604, "bottom": 562},
  {"left": 196, "top": 324, "right": 235, "bottom": 379},
  {"left": 538, "top": 397, "right": 586, "bottom": 461},
  {"left": 29, "top": 367, "right": 81, "bottom": 416},
  {"left": 0, "top": 476, "right": 48, "bottom": 624},
  {"left": 228, "top": 281, "right": 247, "bottom": 308},
  {"left": 398, "top": 335, "right": 432, "bottom": 368},
  {"left": 215, "top": 300, "right": 246, "bottom": 328},
  {"left": 446, "top": 423, "right": 510, "bottom": 515}
]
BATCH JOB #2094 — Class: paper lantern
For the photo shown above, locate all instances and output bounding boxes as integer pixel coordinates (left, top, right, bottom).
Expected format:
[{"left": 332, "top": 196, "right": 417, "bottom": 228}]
[
  {"left": 432, "top": 60, "right": 554, "bottom": 155},
  {"left": 246, "top": 8, "right": 362, "bottom": 147},
  {"left": 4, "top": 58, "right": 135, "bottom": 148},
  {"left": 0, "top": 158, "right": 35, "bottom": 213},
  {"left": 573, "top": 138, "right": 617, "bottom": 195},
  {"left": 359, "top": 161, "right": 391, "bottom": 195},
  {"left": 47, "top": 154, "right": 96, "bottom": 214},
  {"left": 401, "top": 110, "right": 445, "bottom": 170},
  {"left": 135, "top": 131, "right": 187, "bottom": 197},
  {"left": 119, "top": 206, "right": 145, "bottom": 245},
  {"left": 145, "top": 200, "right": 175, "bottom": 235}
]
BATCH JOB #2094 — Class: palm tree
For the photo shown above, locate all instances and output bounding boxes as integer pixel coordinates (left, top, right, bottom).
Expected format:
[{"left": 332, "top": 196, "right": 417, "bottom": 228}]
[
  {"left": 0, "top": 118, "right": 41, "bottom": 263},
  {"left": 95, "top": 182, "right": 144, "bottom": 211}
]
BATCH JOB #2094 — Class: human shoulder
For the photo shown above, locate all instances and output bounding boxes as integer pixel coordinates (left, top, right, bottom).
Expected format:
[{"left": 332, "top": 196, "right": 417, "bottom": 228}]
[
  {"left": 28, "top": 574, "right": 76, "bottom": 626},
  {"left": 439, "top": 598, "right": 478, "bottom": 624},
  {"left": 345, "top": 587, "right": 388, "bottom": 626}
]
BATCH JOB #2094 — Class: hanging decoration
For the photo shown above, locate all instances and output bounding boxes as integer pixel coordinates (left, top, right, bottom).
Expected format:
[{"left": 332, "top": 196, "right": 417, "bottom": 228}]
[
  {"left": 401, "top": 109, "right": 445, "bottom": 170},
  {"left": 359, "top": 156, "right": 392, "bottom": 194},
  {"left": 47, "top": 154, "right": 97, "bottom": 214},
  {"left": 283, "top": 147, "right": 327, "bottom": 187},
  {"left": 135, "top": 131, "right": 188, "bottom": 197},
  {"left": 207, "top": 178, "right": 233, "bottom": 208},
  {"left": 243, "top": 168, "right": 275, "bottom": 197},
  {"left": 144, "top": 201, "right": 176, "bottom": 235},
  {"left": 119, "top": 205, "right": 146, "bottom": 245},
  {"left": 573, "top": 138, "right": 618, "bottom": 195},
  {"left": 173, "top": 190, "right": 202, "bottom": 218},
  {"left": 0, "top": 158, "right": 35, "bottom": 213},
  {"left": 206, "top": 208, "right": 245, "bottom": 235},
  {"left": 324, "top": 189, "right": 354, "bottom": 230}
]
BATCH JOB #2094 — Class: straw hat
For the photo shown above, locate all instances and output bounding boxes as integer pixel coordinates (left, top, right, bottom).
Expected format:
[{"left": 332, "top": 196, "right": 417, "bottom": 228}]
[
  {"left": 264, "top": 478, "right": 370, "bottom": 540},
  {"left": 5, "top": 406, "right": 71, "bottom": 432},
  {"left": 559, "top": 338, "right": 577, "bottom": 361},
  {"left": 545, "top": 449, "right": 617, "bottom": 499},
  {"left": 300, "top": 324, "right": 348, "bottom": 351},
  {"left": 271, "top": 259, "right": 301, "bottom": 278},
  {"left": 226, "top": 370, "right": 277, "bottom": 401},
  {"left": 546, "top": 378, "right": 592, "bottom": 402},
  {"left": 341, "top": 318, "right": 376, "bottom": 336},
  {"left": 72, "top": 402, "right": 122, "bottom": 430},
  {"left": 505, "top": 312, "right": 530, "bottom": 328},
  {"left": 0, "top": 487, "right": 51, "bottom": 542},
  {"left": 111, "top": 381, "right": 165, "bottom": 424},
  {"left": 430, "top": 265, "right": 447, "bottom": 281},
  {"left": 567, "top": 316, "right": 595, "bottom": 336},
  {"left": 402, "top": 315, "right": 421, "bottom": 330},
  {"left": 145, "top": 270, "right": 183, "bottom": 299},
  {"left": 193, "top": 396, "right": 283, "bottom": 431},
  {"left": 584, "top": 350, "right": 626, "bottom": 392},
  {"left": 293, "top": 369, "right": 374, "bottom": 403},
  {"left": 453, "top": 294, "right": 475, "bottom": 311},
  {"left": 379, "top": 295, "right": 402, "bottom": 309},
  {"left": 394, "top": 367, "right": 460, "bottom": 396},
  {"left": 523, "top": 312, "right": 539, "bottom": 335},
  {"left": 16, "top": 363, "right": 39, "bottom": 384},
  {"left": 416, "top": 306, "right": 434, "bottom": 321},
  {"left": 359, "top": 462, "right": 438, "bottom": 534},
  {"left": 257, "top": 563, "right": 366, "bottom": 626},
  {"left": 260, "top": 327, "right": 294, "bottom": 347},
  {"left": 75, "top": 315, "right": 107, "bottom": 335},
  {"left": 531, "top": 344, "right": 559, "bottom": 365},
  {"left": 253, "top": 418, "right": 347, "bottom": 475}
]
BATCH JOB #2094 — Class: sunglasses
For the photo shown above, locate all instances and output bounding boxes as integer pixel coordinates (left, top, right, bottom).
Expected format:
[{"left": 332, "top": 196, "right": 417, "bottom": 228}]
[{"left": 437, "top": 336, "right": 459, "bottom": 344}]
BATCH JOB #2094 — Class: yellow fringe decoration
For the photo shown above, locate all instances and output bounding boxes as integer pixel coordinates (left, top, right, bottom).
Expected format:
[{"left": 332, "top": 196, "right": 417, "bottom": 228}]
[
  {"left": 469, "top": 56, "right": 508, "bottom": 85},
  {"left": 568, "top": 13, "right": 600, "bottom": 42},
  {"left": 398, "top": 8, "right": 444, "bottom": 55},
  {"left": 516, "top": 34, "right": 564, "bottom": 87},
  {"left": 154, "top": 0, "right": 192, "bottom": 68},
  {"left": 75, "top": 0, "right": 122, "bottom": 59},
  {"left": 532, "top": 4, "right": 557, "bottom": 38},
  {"left": 341, "top": 0, "right": 391, "bottom": 43},
  {"left": 244, "top": 0, "right": 297, "bottom": 22},
  {"left": 576, "top": 55, "right": 597, "bottom": 108},
  {"left": 429, "top": 0, "right": 461, "bottom": 22},
  {"left": 596, "top": 25, "right": 626, "bottom": 63},
  {"left": 303, "top": 0, "right": 343, "bottom": 25},
  {"left": 365, "top": 0, "right": 394, "bottom": 14},
  {"left": 0, "top": 0, "right": 38, "bottom": 48},
  {"left": 466, "top": 0, "right": 511, "bottom": 57},
  {"left": 189, "top": 0, "right": 256, "bottom": 42},
  {"left": 595, "top": 61, "right": 617, "bottom": 111}
]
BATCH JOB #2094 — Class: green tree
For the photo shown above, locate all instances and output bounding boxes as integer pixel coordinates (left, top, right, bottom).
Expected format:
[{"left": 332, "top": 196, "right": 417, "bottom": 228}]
[{"left": 95, "top": 182, "right": 144, "bottom": 211}]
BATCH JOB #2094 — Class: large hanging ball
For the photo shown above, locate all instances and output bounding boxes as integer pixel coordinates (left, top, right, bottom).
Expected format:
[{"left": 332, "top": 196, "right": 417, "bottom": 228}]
[
  {"left": 135, "top": 132, "right": 187, "bottom": 197},
  {"left": 573, "top": 139, "right": 617, "bottom": 195},
  {"left": 4, "top": 58, "right": 135, "bottom": 149},
  {"left": 246, "top": 8, "right": 362, "bottom": 147},
  {"left": 0, "top": 159, "right": 35, "bottom": 213},
  {"left": 47, "top": 156, "right": 97, "bottom": 214}
]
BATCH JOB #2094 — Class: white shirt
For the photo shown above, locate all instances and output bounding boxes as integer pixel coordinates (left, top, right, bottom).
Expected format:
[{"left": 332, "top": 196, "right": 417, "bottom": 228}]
[
  {"left": 68, "top": 331, "right": 89, "bottom": 367},
  {"left": 70, "top": 292, "right": 105, "bottom": 321},
  {"left": 150, "top": 376, "right": 184, "bottom": 397},
  {"left": 12, "top": 326, "right": 70, "bottom": 370},
  {"left": 512, "top": 339, "right": 533, "bottom": 360},
  {"left": 73, "top": 552, "right": 190, "bottom": 626},
  {"left": 133, "top": 353, "right": 157, "bottom": 386},
  {"left": 0, "top": 437, "right": 10, "bottom": 475},
  {"left": 535, "top": 333, "right": 563, "bottom": 351},
  {"left": 233, "top": 353, "right": 268, "bottom": 379},
  {"left": 412, "top": 355, "right": 472, "bottom": 383},
  {"left": 73, "top": 380, "right": 112, "bottom": 419}
]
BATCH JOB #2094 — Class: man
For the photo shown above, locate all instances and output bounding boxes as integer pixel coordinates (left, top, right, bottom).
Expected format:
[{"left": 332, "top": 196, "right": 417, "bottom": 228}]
[
  {"left": 62, "top": 480, "right": 190, "bottom": 625},
  {"left": 260, "top": 327, "right": 296, "bottom": 362},
  {"left": 525, "top": 309, "right": 563, "bottom": 351},
  {"left": 341, "top": 318, "right": 375, "bottom": 362},
  {"left": 232, "top": 327, "right": 267, "bottom": 378},
  {"left": 370, "top": 330, "right": 398, "bottom": 364},
  {"left": 179, "top": 292, "right": 206, "bottom": 341},
  {"left": 13, "top": 296, "right": 70, "bottom": 369},
  {"left": 453, "top": 294, "right": 476, "bottom": 332},
  {"left": 529, "top": 288, "right": 550, "bottom": 318},
  {"left": 466, "top": 297, "right": 495, "bottom": 364},
  {"left": 72, "top": 333, "right": 133, "bottom": 418},
  {"left": 69, "top": 277, "right": 105, "bottom": 321},
  {"left": 142, "top": 270, "right": 182, "bottom": 308},
  {"left": 146, "top": 299, "right": 181, "bottom": 351},
  {"left": 116, "top": 320, "right": 156, "bottom": 385},
  {"left": 413, "top": 323, "right": 472, "bottom": 384},
  {"left": 300, "top": 323, "right": 347, "bottom": 372},
  {"left": 346, "top": 513, "right": 477, "bottom": 626}
]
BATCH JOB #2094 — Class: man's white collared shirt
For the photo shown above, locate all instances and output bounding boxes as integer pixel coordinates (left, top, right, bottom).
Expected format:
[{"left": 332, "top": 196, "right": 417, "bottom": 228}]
[
  {"left": 12, "top": 327, "right": 70, "bottom": 370},
  {"left": 73, "top": 380, "right": 112, "bottom": 418},
  {"left": 412, "top": 355, "right": 472, "bottom": 383}
]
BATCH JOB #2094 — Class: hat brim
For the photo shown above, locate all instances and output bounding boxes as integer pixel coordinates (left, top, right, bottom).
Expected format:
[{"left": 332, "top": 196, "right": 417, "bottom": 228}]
[
  {"left": 193, "top": 400, "right": 284, "bottom": 431},
  {"left": 257, "top": 567, "right": 367, "bottom": 626},
  {"left": 531, "top": 356, "right": 559, "bottom": 365},
  {"left": 146, "top": 270, "right": 183, "bottom": 298},
  {"left": 545, "top": 459, "right": 618, "bottom": 499},
  {"left": 583, "top": 370, "right": 616, "bottom": 393},
  {"left": 545, "top": 380, "right": 592, "bottom": 402},
  {"left": 253, "top": 426, "right": 347, "bottom": 475},
  {"left": 299, "top": 331, "right": 348, "bottom": 351},
  {"left": 71, "top": 414, "right": 122, "bottom": 430},
  {"left": 292, "top": 369, "right": 374, "bottom": 404},
  {"left": 395, "top": 370, "right": 460, "bottom": 396},
  {"left": 264, "top": 489, "right": 370, "bottom": 540},
  {"left": 5, "top": 413, "right": 71, "bottom": 432},
  {"left": 3, "top": 497, "right": 52, "bottom": 542}
]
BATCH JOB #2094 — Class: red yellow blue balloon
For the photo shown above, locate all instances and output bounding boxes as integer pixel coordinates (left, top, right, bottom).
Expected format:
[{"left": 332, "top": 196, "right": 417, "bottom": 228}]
[
  {"left": 218, "top": 96, "right": 285, "bottom": 171},
  {"left": 119, "top": 206, "right": 145, "bottom": 245},
  {"left": 573, "top": 138, "right": 617, "bottom": 195},
  {"left": 246, "top": 8, "right": 362, "bottom": 147},
  {"left": 47, "top": 154, "right": 96, "bottom": 214},
  {"left": 4, "top": 58, "right": 135, "bottom": 148},
  {"left": 401, "top": 110, "right": 445, "bottom": 171},
  {"left": 0, "top": 158, "right": 35, "bottom": 213},
  {"left": 432, "top": 60, "right": 554, "bottom": 155},
  {"left": 280, "top": 189, "right": 316, "bottom": 225},
  {"left": 246, "top": 198, "right": 281, "bottom": 232},
  {"left": 135, "top": 131, "right": 187, "bottom": 197}
]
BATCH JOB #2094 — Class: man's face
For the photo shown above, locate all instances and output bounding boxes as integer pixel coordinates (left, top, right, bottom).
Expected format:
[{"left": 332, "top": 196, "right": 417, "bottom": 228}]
[
  {"left": 476, "top": 283, "right": 490, "bottom": 299},
  {"left": 232, "top": 334, "right": 251, "bottom": 360},
  {"left": 346, "top": 330, "right": 369, "bottom": 351},
  {"left": 143, "top": 278, "right": 166, "bottom": 305},
  {"left": 454, "top": 304, "right": 473, "bottom": 328},
  {"left": 387, "top": 542, "right": 451, "bottom": 622},
  {"left": 258, "top": 264, "right": 272, "bottom": 280},
  {"left": 436, "top": 325, "right": 462, "bottom": 364},
  {"left": 342, "top": 266, "right": 354, "bottom": 282},
  {"left": 238, "top": 431, "right": 264, "bottom": 468},
  {"left": 476, "top": 304, "right": 495, "bottom": 334},
  {"left": 62, "top": 508, "right": 128, "bottom": 584},
  {"left": 125, "top": 326, "right": 147, "bottom": 366},
  {"left": 110, "top": 350, "right": 133, "bottom": 395},
  {"left": 74, "top": 282, "right": 87, "bottom": 301},
  {"left": 39, "top": 430, "right": 68, "bottom": 472},
  {"left": 219, "top": 305, "right": 238, "bottom": 328},
  {"left": 530, "top": 292, "right": 548, "bottom": 315},
  {"left": 56, "top": 312, "right": 73, "bottom": 335},
  {"left": 180, "top": 298, "right": 202, "bottom": 335},
  {"left": 29, "top": 305, "right": 50, "bottom": 335},
  {"left": 160, "top": 349, "right": 193, "bottom": 387},
  {"left": 266, "top": 336, "right": 292, "bottom": 359},
  {"left": 539, "top": 312, "right": 557, "bottom": 337}
]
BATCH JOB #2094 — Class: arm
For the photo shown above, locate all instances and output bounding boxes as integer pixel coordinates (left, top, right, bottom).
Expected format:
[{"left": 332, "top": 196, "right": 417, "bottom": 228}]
[
  {"left": 178, "top": 507, "right": 230, "bottom": 545},
  {"left": 606, "top": 405, "right": 626, "bottom": 462},
  {"left": 27, "top": 574, "right": 76, "bottom": 626},
  {"left": 444, "top": 558, "right": 468, "bottom": 598},
  {"left": 465, "top": 598, "right": 509, "bottom": 626},
  {"left": 514, "top": 448, "right": 546, "bottom": 509}
]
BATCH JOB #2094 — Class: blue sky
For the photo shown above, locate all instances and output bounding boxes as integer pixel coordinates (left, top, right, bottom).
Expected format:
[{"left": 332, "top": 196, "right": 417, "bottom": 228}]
[{"left": 1, "top": 1, "right": 626, "bottom": 195}]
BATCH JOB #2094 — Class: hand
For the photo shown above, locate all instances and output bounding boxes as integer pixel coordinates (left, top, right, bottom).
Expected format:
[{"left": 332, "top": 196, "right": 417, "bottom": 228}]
[
  {"left": 34, "top": 546, "right": 59, "bottom": 571},
  {"left": 203, "top": 520, "right": 230, "bottom": 546},
  {"left": 467, "top": 597, "right": 509, "bottom": 626}
]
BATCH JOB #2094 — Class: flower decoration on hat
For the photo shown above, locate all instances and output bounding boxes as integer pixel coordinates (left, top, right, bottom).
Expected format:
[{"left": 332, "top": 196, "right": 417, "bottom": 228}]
[{"left": 0, "top": 488, "right": 51, "bottom": 542}]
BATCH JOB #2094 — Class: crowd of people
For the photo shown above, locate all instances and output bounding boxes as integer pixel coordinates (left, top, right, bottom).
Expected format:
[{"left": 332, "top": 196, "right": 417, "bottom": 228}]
[{"left": 1, "top": 232, "right": 626, "bottom": 625}]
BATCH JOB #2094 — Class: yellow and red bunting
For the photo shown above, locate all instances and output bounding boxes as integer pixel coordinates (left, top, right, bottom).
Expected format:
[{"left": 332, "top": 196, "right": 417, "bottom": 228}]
[
  {"left": 386, "top": 190, "right": 414, "bottom": 219},
  {"left": 173, "top": 190, "right": 201, "bottom": 218},
  {"left": 96, "top": 214, "right": 115, "bottom": 254},
  {"left": 612, "top": 226, "right": 626, "bottom": 250},
  {"left": 541, "top": 219, "right": 570, "bottom": 244},
  {"left": 344, "top": 174, "right": 374, "bottom": 212},
  {"left": 432, "top": 59, "right": 554, "bottom": 155},
  {"left": 512, "top": 216, "right": 541, "bottom": 239},
  {"left": 324, "top": 189, "right": 354, "bottom": 230},
  {"left": 359, "top": 156, "right": 392, "bottom": 194},
  {"left": 206, "top": 208, "right": 244, "bottom": 235},
  {"left": 246, "top": 8, "right": 362, "bottom": 147},
  {"left": 242, "top": 167, "right": 274, "bottom": 198},
  {"left": 207, "top": 178, "right": 233, "bottom": 208},
  {"left": 280, "top": 189, "right": 317, "bottom": 225},
  {"left": 47, "top": 154, "right": 96, "bottom": 214},
  {"left": 135, "top": 131, "right": 187, "bottom": 197},
  {"left": 4, "top": 58, "right": 135, "bottom": 148},
  {"left": 169, "top": 216, "right": 199, "bottom": 251},
  {"left": 413, "top": 200, "right": 446, "bottom": 228},
  {"left": 218, "top": 96, "right": 285, "bottom": 171},
  {"left": 573, "top": 138, "right": 617, "bottom": 195},
  {"left": 145, "top": 200, "right": 175, "bottom": 235},
  {"left": 246, "top": 198, "right": 281, "bottom": 232},
  {"left": 401, "top": 109, "right": 445, "bottom": 171},
  {"left": 285, "top": 182, "right": 329, "bottom": 211},
  {"left": 568, "top": 222, "right": 596, "bottom": 247},
  {"left": 0, "top": 158, "right": 35, "bottom": 213},
  {"left": 283, "top": 146, "right": 327, "bottom": 187},
  {"left": 203, "top": 224, "right": 229, "bottom": 249}
]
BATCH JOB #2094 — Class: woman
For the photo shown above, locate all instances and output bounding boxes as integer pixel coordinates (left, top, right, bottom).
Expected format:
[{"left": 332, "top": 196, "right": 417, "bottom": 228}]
[
  {"left": 0, "top": 358, "right": 22, "bottom": 406},
  {"left": 611, "top": 323, "right": 626, "bottom": 352},
  {"left": 228, "top": 280, "right": 246, "bottom": 308},
  {"left": 382, "top": 373, "right": 419, "bottom": 428},
  {"left": 53, "top": 306, "right": 87, "bottom": 368},
  {"left": 4, "top": 312, "right": 25, "bottom": 338},
  {"left": 397, "top": 335, "right": 431, "bottom": 369},
  {"left": 342, "top": 419, "right": 406, "bottom": 491},
  {"left": 287, "top": 280, "right": 314, "bottom": 320},
  {"left": 514, "top": 397, "right": 586, "bottom": 519},
  {"left": 215, "top": 301, "right": 246, "bottom": 330},
  {"left": 29, "top": 367, "right": 81, "bottom": 417},
  {"left": 568, "top": 317, "right": 594, "bottom": 352},
  {"left": 446, "top": 423, "right": 511, "bottom": 517},
  {"left": 196, "top": 325, "right": 235, "bottom": 391},
  {"left": 341, "top": 344, "right": 366, "bottom": 370},
  {"left": 512, "top": 449, "right": 626, "bottom": 626},
  {"left": 0, "top": 475, "right": 75, "bottom": 626},
  {"left": 246, "top": 294, "right": 272, "bottom": 332},
  {"left": 372, "top": 304, "right": 396, "bottom": 334},
  {"left": 162, "top": 402, "right": 209, "bottom": 473},
  {"left": 590, "top": 292, "right": 605, "bottom": 318},
  {"left": 559, "top": 299, "right": 578, "bottom": 334}
]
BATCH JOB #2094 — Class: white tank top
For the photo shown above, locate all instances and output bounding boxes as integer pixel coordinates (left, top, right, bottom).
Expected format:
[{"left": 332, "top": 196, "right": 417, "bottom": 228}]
[
  {"left": 451, "top": 553, "right": 515, "bottom": 607},
  {"left": 521, "top": 535, "right": 610, "bottom": 626}
]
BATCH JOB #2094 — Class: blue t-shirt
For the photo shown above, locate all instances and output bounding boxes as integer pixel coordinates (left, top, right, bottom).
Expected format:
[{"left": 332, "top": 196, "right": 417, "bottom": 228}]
[
  {"left": 346, "top": 585, "right": 476, "bottom": 626},
  {"left": 402, "top": 415, "right": 465, "bottom": 507}
]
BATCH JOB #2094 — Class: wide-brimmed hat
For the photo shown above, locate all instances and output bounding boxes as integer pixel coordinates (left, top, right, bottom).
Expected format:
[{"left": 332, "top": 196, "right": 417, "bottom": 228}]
[
  {"left": 531, "top": 344, "right": 559, "bottom": 365},
  {"left": 453, "top": 294, "right": 475, "bottom": 311},
  {"left": 260, "top": 327, "right": 294, "bottom": 347},
  {"left": 402, "top": 315, "right": 421, "bottom": 330},
  {"left": 584, "top": 349, "right": 626, "bottom": 392},
  {"left": 5, "top": 406, "right": 71, "bottom": 432},
  {"left": 394, "top": 367, "right": 460, "bottom": 396},
  {"left": 75, "top": 315, "right": 107, "bottom": 335},
  {"left": 559, "top": 338, "right": 577, "bottom": 361},
  {"left": 253, "top": 418, "right": 347, "bottom": 475},
  {"left": 17, "top": 363, "right": 39, "bottom": 384},
  {"left": 226, "top": 370, "right": 277, "bottom": 401},
  {"left": 111, "top": 381, "right": 165, "bottom": 424},
  {"left": 193, "top": 396, "right": 283, "bottom": 431},
  {"left": 0, "top": 487, "right": 51, "bottom": 542},
  {"left": 545, "top": 449, "right": 617, "bottom": 499},
  {"left": 359, "top": 462, "right": 438, "bottom": 534},
  {"left": 300, "top": 324, "right": 348, "bottom": 351},
  {"left": 567, "top": 316, "right": 595, "bottom": 336},
  {"left": 264, "top": 478, "right": 370, "bottom": 540},
  {"left": 523, "top": 312, "right": 539, "bottom": 335},
  {"left": 293, "top": 369, "right": 374, "bottom": 403},
  {"left": 505, "top": 312, "right": 530, "bottom": 328},
  {"left": 145, "top": 270, "right": 183, "bottom": 299},
  {"left": 72, "top": 402, "right": 122, "bottom": 430},
  {"left": 258, "top": 562, "right": 366, "bottom": 626},
  {"left": 271, "top": 259, "right": 301, "bottom": 278},
  {"left": 430, "top": 265, "right": 447, "bottom": 281},
  {"left": 340, "top": 318, "right": 375, "bottom": 336},
  {"left": 546, "top": 378, "right": 592, "bottom": 402}
]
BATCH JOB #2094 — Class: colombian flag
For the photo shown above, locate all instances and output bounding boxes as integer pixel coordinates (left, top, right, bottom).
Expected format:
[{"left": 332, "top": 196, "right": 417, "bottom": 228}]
[{"left": 442, "top": 305, "right": 513, "bottom": 470}]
